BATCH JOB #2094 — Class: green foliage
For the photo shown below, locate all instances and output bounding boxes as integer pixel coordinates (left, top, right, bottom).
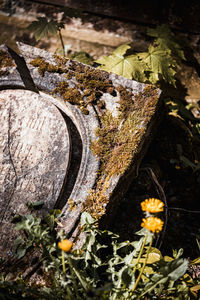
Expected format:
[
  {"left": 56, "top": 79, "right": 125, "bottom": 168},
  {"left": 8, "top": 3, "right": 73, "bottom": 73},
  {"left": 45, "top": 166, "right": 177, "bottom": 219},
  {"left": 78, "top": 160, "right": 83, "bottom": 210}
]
[
  {"left": 96, "top": 24, "right": 186, "bottom": 86},
  {"left": 147, "top": 24, "right": 185, "bottom": 60},
  {"left": 68, "top": 51, "right": 94, "bottom": 66},
  {"left": 141, "top": 258, "right": 188, "bottom": 297},
  {"left": 138, "top": 45, "right": 176, "bottom": 85},
  {"left": 12, "top": 210, "right": 61, "bottom": 260},
  {"left": 27, "top": 17, "right": 64, "bottom": 41},
  {"left": 96, "top": 44, "right": 146, "bottom": 81},
  {"left": 1, "top": 212, "right": 198, "bottom": 299}
]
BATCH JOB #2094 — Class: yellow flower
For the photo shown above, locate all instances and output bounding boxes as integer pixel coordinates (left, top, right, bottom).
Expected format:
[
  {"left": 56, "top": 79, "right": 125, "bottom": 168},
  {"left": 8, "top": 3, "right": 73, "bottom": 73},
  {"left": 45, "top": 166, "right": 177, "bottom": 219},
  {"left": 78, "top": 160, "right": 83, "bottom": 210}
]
[
  {"left": 141, "top": 198, "right": 164, "bottom": 213},
  {"left": 141, "top": 217, "right": 164, "bottom": 233},
  {"left": 58, "top": 239, "right": 73, "bottom": 252}
]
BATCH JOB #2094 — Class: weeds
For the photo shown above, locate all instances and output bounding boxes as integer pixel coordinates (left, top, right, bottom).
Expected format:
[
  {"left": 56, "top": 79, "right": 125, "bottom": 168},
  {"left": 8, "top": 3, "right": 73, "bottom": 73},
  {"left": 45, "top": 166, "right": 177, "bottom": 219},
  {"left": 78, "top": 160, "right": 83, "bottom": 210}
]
[{"left": 1, "top": 199, "right": 199, "bottom": 299}]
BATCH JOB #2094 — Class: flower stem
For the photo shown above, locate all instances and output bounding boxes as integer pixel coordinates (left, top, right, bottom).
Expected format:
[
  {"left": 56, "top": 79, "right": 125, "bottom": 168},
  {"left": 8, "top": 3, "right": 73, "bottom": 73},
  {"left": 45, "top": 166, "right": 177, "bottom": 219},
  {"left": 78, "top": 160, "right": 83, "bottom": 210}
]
[
  {"left": 133, "top": 234, "right": 148, "bottom": 272},
  {"left": 68, "top": 256, "right": 79, "bottom": 299},
  {"left": 131, "top": 236, "right": 153, "bottom": 294},
  {"left": 62, "top": 250, "right": 66, "bottom": 274}
]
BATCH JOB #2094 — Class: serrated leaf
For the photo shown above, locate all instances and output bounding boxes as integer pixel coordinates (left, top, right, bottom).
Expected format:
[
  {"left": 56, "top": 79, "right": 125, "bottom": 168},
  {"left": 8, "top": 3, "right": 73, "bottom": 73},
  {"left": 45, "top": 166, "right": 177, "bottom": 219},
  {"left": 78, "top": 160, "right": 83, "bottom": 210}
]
[
  {"left": 138, "top": 45, "right": 177, "bottom": 86},
  {"left": 96, "top": 44, "right": 146, "bottom": 80},
  {"left": 27, "top": 17, "right": 61, "bottom": 41},
  {"left": 147, "top": 24, "right": 185, "bottom": 60},
  {"left": 127, "top": 55, "right": 147, "bottom": 82},
  {"left": 112, "top": 44, "right": 131, "bottom": 57}
]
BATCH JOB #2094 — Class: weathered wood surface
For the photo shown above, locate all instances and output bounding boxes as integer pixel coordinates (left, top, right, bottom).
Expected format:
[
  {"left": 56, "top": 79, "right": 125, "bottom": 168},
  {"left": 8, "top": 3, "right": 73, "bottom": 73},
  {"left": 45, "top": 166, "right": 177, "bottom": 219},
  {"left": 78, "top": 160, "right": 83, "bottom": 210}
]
[{"left": 0, "top": 43, "right": 162, "bottom": 265}]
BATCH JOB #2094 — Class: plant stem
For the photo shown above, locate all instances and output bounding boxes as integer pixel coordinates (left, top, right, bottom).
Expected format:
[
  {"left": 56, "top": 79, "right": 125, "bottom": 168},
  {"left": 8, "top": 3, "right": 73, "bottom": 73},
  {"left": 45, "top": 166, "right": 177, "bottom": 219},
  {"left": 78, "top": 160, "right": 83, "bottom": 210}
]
[
  {"left": 131, "top": 236, "right": 153, "bottom": 295},
  {"left": 62, "top": 250, "right": 66, "bottom": 273},
  {"left": 133, "top": 234, "right": 148, "bottom": 272},
  {"left": 58, "top": 29, "right": 65, "bottom": 57},
  {"left": 68, "top": 256, "right": 79, "bottom": 299}
]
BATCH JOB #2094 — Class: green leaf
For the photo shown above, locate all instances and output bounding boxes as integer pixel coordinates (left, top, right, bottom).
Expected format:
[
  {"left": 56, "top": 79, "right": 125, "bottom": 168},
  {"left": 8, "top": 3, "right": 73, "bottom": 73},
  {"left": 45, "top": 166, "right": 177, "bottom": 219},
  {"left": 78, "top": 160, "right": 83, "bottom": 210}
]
[
  {"left": 44, "top": 214, "right": 55, "bottom": 231},
  {"left": 173, "top": 248, "right": 184, "bottom": 259},
  {"left": 141, "top": 258, "right": 188, "bottom": 296},
  {"left": 26, "top": 200, "right": 44, "bottom": 209},
  {"left": 27, "top": 17, "right": 62, "bottom": 41},
  {"left": 15, "top": 247, "right": 27, "bottom": 259},
  {"left": 191, "top": 257, "right": 200, "bottom": 265},
  {"left": 81, "top": 212, "right": 96, "bottom": 226},
  {"left": 69, "top": 51, "right": 94, "bottom": 66},
  {"left": 147, "top": 24, "right": 185, "bottom": 60},
  {"left": 138, "top": 45, "right": 177, "bottom": 86},
  {"left": 96, "top": 44, "right": 146, "bottom": 80},
  {"left": 13, "top": 236, "right": 24, "bottom": 251}
]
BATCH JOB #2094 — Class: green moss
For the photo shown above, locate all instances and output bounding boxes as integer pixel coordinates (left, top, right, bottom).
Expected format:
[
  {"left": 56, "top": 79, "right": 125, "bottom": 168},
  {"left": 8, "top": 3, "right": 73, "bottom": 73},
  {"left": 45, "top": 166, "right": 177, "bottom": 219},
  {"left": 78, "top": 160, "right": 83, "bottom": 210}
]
[
  {"left": 0, "top": 50, "right": 15, "bottom": 70},
  {"left": 30, "top": 56, "right": 116, "bottom": 115},
  {"left": 116, "top": 85, "right": 135, "bottom": 118},
  {"left": 30, "top": 56, "right": 68, "bottom": 76},
  {"left": 62, "top": 88, "right": 81, "bottom": 105},
  {"left": 52, "top": 62, "right": 116, "bottom": 114},
  {"left": 86, "top": 85, "right": 160, "bottom": 219},
  {"left": 90, "top": 111, "right": 144, "bottom": 177},
  {"left": 53, "top": 54, "right": 69, "bottom": 67},
  {"left": 82, "top": 189, "right": 109, "bottom": 219},
  {"left": 53, "top": 81, "right": 89, "bottom": 114},
  {"left": 68, "top": 198, "right": 77, "bottom": 211}
]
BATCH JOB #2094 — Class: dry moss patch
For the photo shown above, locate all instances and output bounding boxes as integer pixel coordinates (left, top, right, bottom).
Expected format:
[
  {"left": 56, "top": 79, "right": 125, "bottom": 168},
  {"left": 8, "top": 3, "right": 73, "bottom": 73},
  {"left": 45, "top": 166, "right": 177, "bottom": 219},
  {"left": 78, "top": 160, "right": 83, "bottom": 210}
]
[
  {"left": 52, "top": 60, "right": 116, "bottom": 114},
  {"left": 30, "top": 55, "right": 68, "bottom": 76},
  {"left": 85, "top": 85, "right": 160, "bottom": 219}
]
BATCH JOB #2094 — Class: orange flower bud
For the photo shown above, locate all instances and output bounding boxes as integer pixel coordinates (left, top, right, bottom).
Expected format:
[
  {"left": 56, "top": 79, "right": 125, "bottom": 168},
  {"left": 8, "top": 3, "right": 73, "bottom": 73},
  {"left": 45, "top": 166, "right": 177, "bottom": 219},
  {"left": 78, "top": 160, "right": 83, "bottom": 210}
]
[
  {"left": 58, "top": 239, "right": 73, "bottom": 252},
  {"left": 141, "top": 198, "right": 164, "bottom": 213},
  {"left": 141, "top": 217, "right": 164, "bottom": 233}
]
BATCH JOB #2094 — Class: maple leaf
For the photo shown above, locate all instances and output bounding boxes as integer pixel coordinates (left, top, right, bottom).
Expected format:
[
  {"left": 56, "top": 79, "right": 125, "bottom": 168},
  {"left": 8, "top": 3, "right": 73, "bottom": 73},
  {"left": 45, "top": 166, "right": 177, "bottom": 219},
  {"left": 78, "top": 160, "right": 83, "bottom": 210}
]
[
  {"left": 138, "top": 45, "right": 177, "bottom": 86},
  {"left": 27, "top": 17, "right": 64, "bottom": 41},
  {"left": 96, "top": 44, "right": 146, "bottom": 81},
  {"left": 147, "top": 24, "right": 185, "bottom": 60}
]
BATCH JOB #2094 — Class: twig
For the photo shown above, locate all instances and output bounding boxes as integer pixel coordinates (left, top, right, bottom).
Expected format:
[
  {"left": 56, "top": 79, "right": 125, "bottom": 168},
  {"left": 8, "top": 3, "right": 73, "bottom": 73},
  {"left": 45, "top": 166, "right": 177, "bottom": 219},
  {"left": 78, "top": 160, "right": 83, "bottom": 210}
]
[
  {"left": 168, "top": 207, "right": 200, "bottom": 214},
  {"left": 58, "top": 29, "right": 65, "bottom": 57}
]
